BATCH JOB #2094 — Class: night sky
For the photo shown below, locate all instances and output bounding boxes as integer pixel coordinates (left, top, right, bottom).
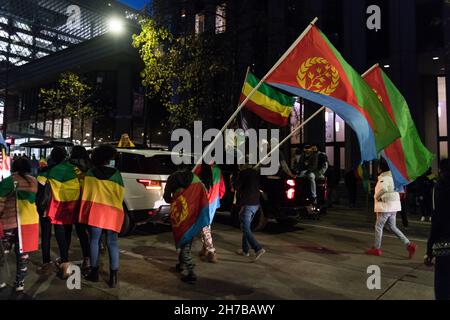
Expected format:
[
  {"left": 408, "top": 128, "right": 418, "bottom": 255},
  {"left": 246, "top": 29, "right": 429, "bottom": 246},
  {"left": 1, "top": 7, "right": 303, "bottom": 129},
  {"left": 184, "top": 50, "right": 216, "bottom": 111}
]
[{"left": 118, "top": 0, "right": 151, "bottom": 10}]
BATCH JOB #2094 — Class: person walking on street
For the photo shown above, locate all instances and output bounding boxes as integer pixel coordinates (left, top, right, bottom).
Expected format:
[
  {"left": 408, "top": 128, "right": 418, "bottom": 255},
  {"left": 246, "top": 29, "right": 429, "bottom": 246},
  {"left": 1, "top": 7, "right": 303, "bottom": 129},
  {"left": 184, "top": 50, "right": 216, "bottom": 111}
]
[
  {"left": 425, "top": 159, "right": 450, "bottom": 300},
  {"left": 236, "top": 164, "right": 266, "bottom": 262},
  {"left": 195, "top": 163, "right": 226, "bottom": 264},
  {"left": 79, "top": 145, "right": 124, "bottom": 288},
  {"left": 0, "top": 158, "right": 39, "bottom": 292},
  {"left": 366, "top": 160, "right": 417, "bottom": 258}
]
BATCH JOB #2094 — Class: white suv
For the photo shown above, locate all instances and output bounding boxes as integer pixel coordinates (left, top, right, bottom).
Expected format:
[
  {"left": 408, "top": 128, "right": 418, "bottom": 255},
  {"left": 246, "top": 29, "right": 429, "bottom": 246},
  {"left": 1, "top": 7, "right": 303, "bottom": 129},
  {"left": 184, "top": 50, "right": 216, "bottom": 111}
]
[{"left": 114, "top": 148, "right": 179, "bottom": 236}]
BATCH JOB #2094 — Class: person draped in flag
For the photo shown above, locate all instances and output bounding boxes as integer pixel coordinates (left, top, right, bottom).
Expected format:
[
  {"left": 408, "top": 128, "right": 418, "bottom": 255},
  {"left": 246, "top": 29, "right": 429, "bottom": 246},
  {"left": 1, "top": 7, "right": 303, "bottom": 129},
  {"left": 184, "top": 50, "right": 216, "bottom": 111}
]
[
  {"left": 36, "top": 147, "right": 67, "bottom": 277},
  {"left": 163, "top": 165, "right": 210, "bottom": 284},
  {"left": 80, "top": 145, "right": 124, "bottom": 288},
  {"left": 0, "top": 158, "right": 39, "bottom": 292},
  {"left": 366, "top": 160, "right": 417, "bottom": 258},
  {"left": 40, "top": 147, "right": 82, "bottom": 279},
  {"left": 195, "top": 163, "right": 226, "bottom": 264}
]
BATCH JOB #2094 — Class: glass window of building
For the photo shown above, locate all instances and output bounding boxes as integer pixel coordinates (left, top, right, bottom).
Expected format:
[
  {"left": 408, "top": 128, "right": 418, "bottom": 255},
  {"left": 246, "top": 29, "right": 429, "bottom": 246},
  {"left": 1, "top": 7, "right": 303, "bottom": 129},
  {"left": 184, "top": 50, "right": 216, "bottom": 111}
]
[
  {"left": 195, "top": 13, "right": 205, "bottom": 34},
  {"left": 215, "top": 4, "right": 226, "bottom": 34}
]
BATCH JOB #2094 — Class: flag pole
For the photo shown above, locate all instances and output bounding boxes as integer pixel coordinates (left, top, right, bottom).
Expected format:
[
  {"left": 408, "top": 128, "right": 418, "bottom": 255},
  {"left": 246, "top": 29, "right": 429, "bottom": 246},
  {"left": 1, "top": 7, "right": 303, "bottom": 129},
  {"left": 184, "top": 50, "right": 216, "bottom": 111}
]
[
  {"left": 193, "top": 17, "right": 319, "bottom": 171},
  {"left": 255, "top": 106, "right": 326, "bottom": 169},
  {"left": 361, "top": 63, "right": 380, "bottom": 78}
]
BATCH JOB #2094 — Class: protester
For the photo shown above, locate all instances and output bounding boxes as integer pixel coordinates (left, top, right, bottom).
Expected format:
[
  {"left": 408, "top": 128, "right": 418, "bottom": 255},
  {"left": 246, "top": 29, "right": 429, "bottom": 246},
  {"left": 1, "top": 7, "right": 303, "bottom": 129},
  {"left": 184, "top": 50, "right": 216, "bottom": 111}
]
[
  {"left": 295, "top": 145, "right": 319, "bottom": 204},
  {"left": 366, "top": 160, "right": 417, "bottom": 258},
  {"left": 236, "top": 164, "right": 266, "bottom": 261},
  {"left": 36, "top": 147, "right": 67, "bottom": 276},
  {"left": 425, "top": 159, "right": 450, "bottom": 300},
  {"left": 0, "top": 158, "right": 39, "bottom": 292},
  {"left": 117, "top": 133, "right": 135, "bottom": 148},
  {"left": 30, "top": 155, "right": 39, "bottom": 177},
  {"left": 164, "top": 165, "right": 210, "bottom": 284},
  {"left": 40, "top": 148, "right": 82, "bottom": 279},
  {"left": 68, "top": 146, "right": 93, "bottom": 274},
  {"left": 399, "top": 189, "right": 409, "bottom": 228},
  {"left": 195, "top": 163, "right": 226, "bottom": 264},
  {"left": 79, "top": 145, "right": 124, "bottom": 288}
]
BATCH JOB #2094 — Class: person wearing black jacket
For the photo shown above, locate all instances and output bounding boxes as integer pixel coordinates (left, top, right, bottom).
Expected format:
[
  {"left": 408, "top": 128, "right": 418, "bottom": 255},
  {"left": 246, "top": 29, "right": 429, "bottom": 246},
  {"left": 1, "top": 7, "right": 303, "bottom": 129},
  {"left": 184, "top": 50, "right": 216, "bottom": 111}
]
[
  {"left": 235, "top": 164, "right": 266, "bottom": 261},
  {"left": 425, "top": 159, "right": 450, "bottom": 300}
]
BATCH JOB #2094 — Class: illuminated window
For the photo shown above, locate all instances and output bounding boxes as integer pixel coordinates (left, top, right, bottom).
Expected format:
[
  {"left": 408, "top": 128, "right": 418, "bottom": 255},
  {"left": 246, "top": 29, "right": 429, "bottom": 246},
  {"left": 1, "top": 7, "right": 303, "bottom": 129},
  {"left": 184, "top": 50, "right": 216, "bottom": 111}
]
[
  {"left": 215, "top": 4, "right": 226, "bottom": 34},
  {"left": 195, "top": 13, "right": 205, "bottom": 34}
]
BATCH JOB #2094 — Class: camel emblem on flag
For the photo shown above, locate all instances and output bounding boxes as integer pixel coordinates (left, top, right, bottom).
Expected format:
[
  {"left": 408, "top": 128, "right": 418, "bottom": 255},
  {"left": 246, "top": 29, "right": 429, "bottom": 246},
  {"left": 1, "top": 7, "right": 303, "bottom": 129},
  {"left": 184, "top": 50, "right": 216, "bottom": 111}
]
[
  {"left": 171, "top": 195, "right": 189, "bottom": 227},
  {"left": 297, "top": 57, "right": 340, "bottom": 96}
]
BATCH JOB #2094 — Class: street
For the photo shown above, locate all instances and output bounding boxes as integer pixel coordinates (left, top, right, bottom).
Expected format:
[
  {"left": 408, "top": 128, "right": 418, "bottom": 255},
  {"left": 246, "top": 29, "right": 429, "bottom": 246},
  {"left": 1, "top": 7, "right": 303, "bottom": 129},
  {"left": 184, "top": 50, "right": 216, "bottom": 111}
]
[{"left": 0, "top": 206, "right": 435, "bottom": 300}]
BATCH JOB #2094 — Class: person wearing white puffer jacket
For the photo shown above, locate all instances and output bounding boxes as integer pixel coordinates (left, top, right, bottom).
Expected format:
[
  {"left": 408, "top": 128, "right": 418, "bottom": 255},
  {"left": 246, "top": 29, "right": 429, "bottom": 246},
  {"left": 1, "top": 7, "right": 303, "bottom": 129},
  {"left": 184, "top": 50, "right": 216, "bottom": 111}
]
[{"left": 366, "top": 160, "right": 417, "bottom": 258}]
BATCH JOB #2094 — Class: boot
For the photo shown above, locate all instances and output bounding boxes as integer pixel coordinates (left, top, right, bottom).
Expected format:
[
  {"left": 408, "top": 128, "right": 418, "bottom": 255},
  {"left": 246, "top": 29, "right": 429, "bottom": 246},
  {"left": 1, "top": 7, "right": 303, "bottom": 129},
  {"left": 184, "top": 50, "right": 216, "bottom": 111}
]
[
  {"left": 207, "top": 252, "right": 218, "bottom": 263},
  {"left": 109, "top": 269, "right": 118, "bottom": 288},
  {"left": 198, "top": 247, "right": 207, "bottom": 258},
  {"left": 181, "top": 272, "right": 197, "bottom": 284},
  {"left": 81, "top": 258, "right": 91, "bottom": 276},
  {"left": 85, "top": 267, "right": 99, "bottom": 282},
  {"left": 60, "top": 262, "right": 72, "bottom": 280}
]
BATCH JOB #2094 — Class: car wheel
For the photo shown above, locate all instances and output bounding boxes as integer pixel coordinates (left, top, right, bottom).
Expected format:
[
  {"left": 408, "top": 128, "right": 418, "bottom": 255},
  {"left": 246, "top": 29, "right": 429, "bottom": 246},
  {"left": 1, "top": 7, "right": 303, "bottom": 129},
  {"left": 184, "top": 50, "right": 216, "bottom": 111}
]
[
  {"left": 119, "top": 209, "right": 135, "bottom": 237},
  {"left": 251, "top": 206, "right": 268, "bottom": 232}
]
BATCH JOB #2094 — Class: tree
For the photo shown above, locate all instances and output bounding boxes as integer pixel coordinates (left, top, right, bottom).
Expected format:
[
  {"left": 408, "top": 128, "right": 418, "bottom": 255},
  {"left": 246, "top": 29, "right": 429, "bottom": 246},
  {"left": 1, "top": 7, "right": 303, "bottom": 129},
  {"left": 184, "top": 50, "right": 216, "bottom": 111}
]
[
  {"left": 132, "top": 14, "right": 228, "bottom": 130},
  {"left": 39, "top": 72, "right": 97, "bottom": 144}
]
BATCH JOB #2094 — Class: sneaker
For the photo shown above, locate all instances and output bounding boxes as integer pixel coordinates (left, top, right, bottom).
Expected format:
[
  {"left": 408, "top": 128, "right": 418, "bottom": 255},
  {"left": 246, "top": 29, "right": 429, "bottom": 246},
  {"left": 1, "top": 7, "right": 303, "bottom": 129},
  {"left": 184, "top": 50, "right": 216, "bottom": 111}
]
[
  {"left": 0, "top": 283, "right": 6, "bottom": 290},
  {"left": 254, "top": 249, "right": 266, "bottom": 262},
  {"left": 366, "top": 248, "right": 382, "bottom": 256},
  {"left": 181, "top": 273, "right": 197, "bottom": 284},
  {"left": 407, "top": 243, "right": 417, "bottom": 259},
  {"left": 236, "top": 249, "right": 250, "bottom": 257},
  {"left": 15, "top": 281, "right": 24, "bottom": 293},
  {"left": 206, "top": 252, "right": 218, "bottom": 263},
  {"left": 420, "top": 216, "right": 426, "bottom": 222}
]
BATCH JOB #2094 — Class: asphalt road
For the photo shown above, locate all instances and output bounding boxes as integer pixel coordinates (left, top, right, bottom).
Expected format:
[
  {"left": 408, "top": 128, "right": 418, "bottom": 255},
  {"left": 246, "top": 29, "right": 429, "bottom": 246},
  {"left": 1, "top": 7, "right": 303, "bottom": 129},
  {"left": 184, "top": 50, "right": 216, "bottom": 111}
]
[{"left": 0, "top": 205, "right": 435, "bottom": 300}]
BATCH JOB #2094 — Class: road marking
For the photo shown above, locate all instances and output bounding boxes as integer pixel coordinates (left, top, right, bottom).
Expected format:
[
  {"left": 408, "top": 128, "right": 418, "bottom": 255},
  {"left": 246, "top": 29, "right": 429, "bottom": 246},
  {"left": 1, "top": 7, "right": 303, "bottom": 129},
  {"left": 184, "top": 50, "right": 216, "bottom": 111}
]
[{"left": 300, "top": 223, "right": 428, "bottom": 243}]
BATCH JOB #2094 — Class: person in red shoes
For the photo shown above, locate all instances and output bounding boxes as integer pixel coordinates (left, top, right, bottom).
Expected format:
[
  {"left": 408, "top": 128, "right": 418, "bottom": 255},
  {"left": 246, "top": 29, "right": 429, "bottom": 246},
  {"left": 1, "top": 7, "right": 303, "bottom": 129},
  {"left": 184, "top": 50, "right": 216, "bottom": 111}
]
[{"left": 366, "top": 160, "right": 417, "bottom": 258}]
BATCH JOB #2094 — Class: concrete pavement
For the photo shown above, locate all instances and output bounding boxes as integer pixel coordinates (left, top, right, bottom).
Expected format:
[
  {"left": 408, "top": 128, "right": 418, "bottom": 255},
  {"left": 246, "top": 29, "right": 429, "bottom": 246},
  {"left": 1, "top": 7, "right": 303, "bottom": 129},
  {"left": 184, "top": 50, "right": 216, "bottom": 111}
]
[{"left": 0, "top": 206, "right": 435, "bottom": 300}]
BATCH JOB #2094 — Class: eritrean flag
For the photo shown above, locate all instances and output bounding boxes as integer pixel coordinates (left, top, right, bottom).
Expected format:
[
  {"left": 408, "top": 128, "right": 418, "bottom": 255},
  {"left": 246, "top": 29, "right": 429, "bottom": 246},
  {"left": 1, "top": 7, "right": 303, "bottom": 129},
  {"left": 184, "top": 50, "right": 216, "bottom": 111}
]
[
  {"left": 194, "top": 165, "right": 226, "bottom": 224},
  {"left": 171, "top": 175, "right": 210, "bottom": 248},
  {"left": 0, "top": 176, "right": 39, "bottom": 253},
  {"left": 363, "top": 65, "right": 434, "bottom": 190},
  {"left": 265, "top": 24, "right": 400, "bottom": 161},
  {"left": 45, "top": 161, "right": 81, "bottom": 225},
  {"left": 79, "top": 169, "right": 125, "bottom": 233},
  {"left": 240, "top": 71, "right": 295, "bottom": 126}
]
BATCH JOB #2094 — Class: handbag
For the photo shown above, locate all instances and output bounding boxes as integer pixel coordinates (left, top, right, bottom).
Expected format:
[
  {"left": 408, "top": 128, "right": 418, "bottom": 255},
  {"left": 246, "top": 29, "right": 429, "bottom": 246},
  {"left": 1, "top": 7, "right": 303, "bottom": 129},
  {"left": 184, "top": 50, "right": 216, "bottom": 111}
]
[{"left": 432, "top": 239, "right": 450, "bottom": 257}]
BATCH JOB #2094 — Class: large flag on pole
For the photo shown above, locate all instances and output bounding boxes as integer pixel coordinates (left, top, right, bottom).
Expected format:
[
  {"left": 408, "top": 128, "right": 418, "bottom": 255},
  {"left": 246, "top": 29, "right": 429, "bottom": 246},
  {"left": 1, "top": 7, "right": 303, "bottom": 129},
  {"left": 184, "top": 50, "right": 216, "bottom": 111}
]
[
  {"left": 240, "top": 71, "right": 295, "bottom": 126},
  {"left": 363, "top": 65, "right": 434, "bottom": 190},
  {"left": 265, "top": 24, "right": 400, "bottom": 161}
]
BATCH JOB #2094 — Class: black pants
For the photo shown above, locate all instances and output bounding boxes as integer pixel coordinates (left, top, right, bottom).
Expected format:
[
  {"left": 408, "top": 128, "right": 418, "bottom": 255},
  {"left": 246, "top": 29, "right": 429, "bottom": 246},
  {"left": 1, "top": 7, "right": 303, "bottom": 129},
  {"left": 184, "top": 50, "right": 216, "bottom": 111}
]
[
  {"left": 435, "top": 256, "right": 450, "bottom": 300},
  {"left": 54, "top": 224, "right": 72, "bottom": 263},
  {"left": 40, "top": 217, "right": 52, "bottom": 264},
  {"left": 75, "top": 223, "right": 90, "bottom": 259}
]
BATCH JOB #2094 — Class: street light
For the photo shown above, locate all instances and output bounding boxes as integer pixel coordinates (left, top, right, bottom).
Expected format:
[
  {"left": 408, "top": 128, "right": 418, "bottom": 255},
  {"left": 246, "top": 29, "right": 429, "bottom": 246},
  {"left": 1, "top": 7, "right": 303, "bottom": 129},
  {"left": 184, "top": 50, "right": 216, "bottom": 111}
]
[{"left": 108, "top": 16, "right": 124, "bottom": 34}]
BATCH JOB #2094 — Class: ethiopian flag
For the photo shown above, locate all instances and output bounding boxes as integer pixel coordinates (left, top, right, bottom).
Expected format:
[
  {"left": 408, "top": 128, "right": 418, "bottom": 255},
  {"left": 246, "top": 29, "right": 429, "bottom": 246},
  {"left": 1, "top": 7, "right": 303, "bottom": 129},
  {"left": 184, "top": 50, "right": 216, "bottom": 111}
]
[
  {"left": 363, "top": 65, "right": 434, "bottom": 190},
  {"left": 171, "top": 174, "right": 210, "bottom": 248},
  {"left": 240, "top": 71, "right": 295, "bottom": 126},
  {"left": 0, "top": 176, "right": 39, "bottom": 253},
  {"left": 45, "top": 161, "right": 81, "bottom": 225},
  {"left": 265, "top": 24, "right": 400, "bottom": 161},
  {"left": 79, "top": 169, "right": 124, "bottom": 233}
]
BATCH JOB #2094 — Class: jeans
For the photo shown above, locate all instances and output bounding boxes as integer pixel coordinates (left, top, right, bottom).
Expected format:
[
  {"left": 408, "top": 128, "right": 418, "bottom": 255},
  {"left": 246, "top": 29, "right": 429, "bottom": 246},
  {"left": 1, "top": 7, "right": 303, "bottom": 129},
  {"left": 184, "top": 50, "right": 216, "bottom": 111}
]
[
  {"left": 90, "top": 227, "right": 119, "bottom": 271},
  {"left": 201, "top": 225, "right": 215, "bottom": 254},
  {"left": 40, "top": 217, "right": 52, "bottom": 264},
  {"left": 54, "top": 224, "right": 72, "bottom": 263},
  {"left": 240, "top": 206, "right": 263, "bottom": 253},
  {"left": 374, "top": 212, "right": 410, "bottom": 249},
  {"left": 299, "top": 171, "right": 317, "bottom": 199},
  {"left": 178, "top": 240, "right": 194, "bottom": 273},
  {"left": 435, "top": 255, "right": 450, "bottom": 300}
]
